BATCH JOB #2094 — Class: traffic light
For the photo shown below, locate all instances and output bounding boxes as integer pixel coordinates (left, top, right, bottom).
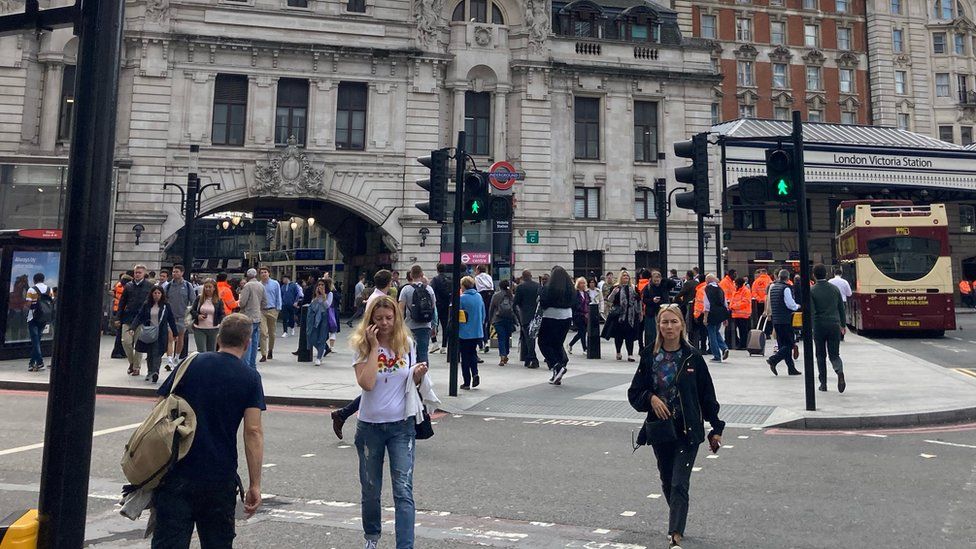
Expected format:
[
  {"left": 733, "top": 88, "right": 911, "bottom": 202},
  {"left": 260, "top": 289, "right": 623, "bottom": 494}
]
[
  {"left": 462, "top": 171, "right": 491, "bottom": 221},
  {"left": 673, "top": 133, "right": 709, "bottom": 215},
  {"left": 415, "top": 148, "right": 450, "bottom": 222},
  {"left": 488, "top": 195, "right": 513, "bottom": 221},
  {"left": 738, "top": 175, "right": 768, "bottom": 205},
  {"left": 765, "top": 147, "right": 796, "bottom": 203}
]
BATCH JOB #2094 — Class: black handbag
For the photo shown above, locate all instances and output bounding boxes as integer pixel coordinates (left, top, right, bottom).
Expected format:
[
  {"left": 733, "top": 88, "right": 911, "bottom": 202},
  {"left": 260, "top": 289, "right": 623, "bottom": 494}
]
[
  {"left": 642, "top": 417, "right": 678, "bottom": 445},
  {"left": 415, "top": 398, "right": 434, "bottom": 440}
]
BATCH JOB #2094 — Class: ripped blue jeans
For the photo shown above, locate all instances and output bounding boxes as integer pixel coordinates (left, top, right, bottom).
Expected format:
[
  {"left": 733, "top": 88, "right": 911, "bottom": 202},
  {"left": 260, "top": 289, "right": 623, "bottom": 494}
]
[{"left": 355, "top": 417, "right": 416, "bottom": 548}]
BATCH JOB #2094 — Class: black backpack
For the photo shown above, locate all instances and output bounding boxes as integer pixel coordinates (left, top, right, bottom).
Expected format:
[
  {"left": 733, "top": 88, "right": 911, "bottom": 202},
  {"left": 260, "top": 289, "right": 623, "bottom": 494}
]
[
  {"left": 408, "top": 283, "right": 435, "bottom": 323},
  {"left": 31, "top": 286, "right": 54, "bottom": 324},
  {"left": 497, "top": 294, "right": 516, "bottom": 320}
]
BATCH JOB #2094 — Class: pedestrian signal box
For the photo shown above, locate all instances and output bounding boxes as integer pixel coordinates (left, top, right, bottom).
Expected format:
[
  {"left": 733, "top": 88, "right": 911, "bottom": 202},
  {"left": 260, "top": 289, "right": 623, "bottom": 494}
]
[{"left": 765, "top": 147, "right": 796, "bottom": 204}]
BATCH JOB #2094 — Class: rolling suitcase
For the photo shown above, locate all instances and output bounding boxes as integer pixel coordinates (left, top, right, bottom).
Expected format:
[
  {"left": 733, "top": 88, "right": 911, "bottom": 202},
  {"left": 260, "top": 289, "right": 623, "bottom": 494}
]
[{"left": 748, "top": 317, "right": 768, "bottom": 356}]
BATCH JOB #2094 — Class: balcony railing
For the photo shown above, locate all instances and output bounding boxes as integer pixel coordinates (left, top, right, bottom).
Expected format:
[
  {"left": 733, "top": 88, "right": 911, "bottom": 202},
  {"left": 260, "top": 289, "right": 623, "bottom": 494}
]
[
  {"left": 960, "top": 90, "right": 976, "bottom": 105},
  {"left": 575, "top": 41, "right": 602, "bottom": 55}
]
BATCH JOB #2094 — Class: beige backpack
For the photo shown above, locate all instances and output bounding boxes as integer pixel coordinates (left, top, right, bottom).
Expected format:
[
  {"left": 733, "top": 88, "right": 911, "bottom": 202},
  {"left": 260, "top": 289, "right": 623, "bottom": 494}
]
[{"left": 121, "top": 353, "right": 198, "bottom": 490}]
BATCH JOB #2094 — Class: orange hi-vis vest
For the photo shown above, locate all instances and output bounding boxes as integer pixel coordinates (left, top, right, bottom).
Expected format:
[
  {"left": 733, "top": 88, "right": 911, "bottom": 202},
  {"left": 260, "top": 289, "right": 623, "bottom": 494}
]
[
  {"left": 719, "top": 276, "right": 736, "bottom": 301},
  {"left": 731, "top": 286, "right": 753, "bottom": 319},
  {"left": 217, "top": 281, "right": 239, "bottom": 315},
  {"left": 752, "top": 274, "right": 772, "bottom": 303},
  {"left": 113, "top": 282, "right": 124, "bottom": 312},
  {"left": 693, "top": 282, "right": 707, "bottom": 318},
  {"left": 960, "top": 280, "right": 973, "bottom": 295}
]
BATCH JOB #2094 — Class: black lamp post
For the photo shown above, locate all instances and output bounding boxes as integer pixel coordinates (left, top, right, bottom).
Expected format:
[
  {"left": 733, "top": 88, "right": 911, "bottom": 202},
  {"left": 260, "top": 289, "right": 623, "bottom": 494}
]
[{"left": 164, "top": 145, "right": 220, "bottom": 274}]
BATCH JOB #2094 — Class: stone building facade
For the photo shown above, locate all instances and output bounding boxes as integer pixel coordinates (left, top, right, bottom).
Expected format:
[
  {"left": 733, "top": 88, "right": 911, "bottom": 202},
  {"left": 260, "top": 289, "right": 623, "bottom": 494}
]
[
  {"left": 688, "top": 0, "right": 871, "bottom": 125},
  {"left": 0, "top": 0, "right": 720, "bottom": 284}
]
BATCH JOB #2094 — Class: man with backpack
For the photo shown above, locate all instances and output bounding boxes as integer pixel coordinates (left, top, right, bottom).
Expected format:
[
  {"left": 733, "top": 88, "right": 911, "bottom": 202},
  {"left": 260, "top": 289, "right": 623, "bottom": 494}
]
[
  {"left": 26, "top": 272, "right": 54, "bottom": 372},
  {"left": 151, "top": 313, "right": 266, "bottom": 547},
  {"left": 398, "top": 264, "right": 437, "bottom": 363}
]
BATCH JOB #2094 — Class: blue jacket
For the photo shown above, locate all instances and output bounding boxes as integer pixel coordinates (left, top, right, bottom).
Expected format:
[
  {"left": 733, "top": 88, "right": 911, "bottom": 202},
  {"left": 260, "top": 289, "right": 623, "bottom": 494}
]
[
  {"left": 281, "top": 281, "right": 303, "bottom": 308},
  {"left": 459, "top": 289, "right": 485, "bottom": 340}
]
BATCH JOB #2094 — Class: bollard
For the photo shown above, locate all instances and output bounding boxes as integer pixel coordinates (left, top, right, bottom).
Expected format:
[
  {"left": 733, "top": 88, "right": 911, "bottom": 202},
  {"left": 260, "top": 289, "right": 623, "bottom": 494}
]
[
  {"left": 297, "top": 304, "right": 312, "bottom": 363},
  {"left": 586, "top": 303, "right": 601, "bottom": 359},
  {"left": 0, "top": 509, "right": 38, "bottom": 547}
]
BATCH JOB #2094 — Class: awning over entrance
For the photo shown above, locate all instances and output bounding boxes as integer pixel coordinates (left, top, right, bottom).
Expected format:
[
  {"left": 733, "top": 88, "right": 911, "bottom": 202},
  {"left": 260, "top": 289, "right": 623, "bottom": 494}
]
[{"left": 715, "top": 119, "right": 976, "bottom": 199}]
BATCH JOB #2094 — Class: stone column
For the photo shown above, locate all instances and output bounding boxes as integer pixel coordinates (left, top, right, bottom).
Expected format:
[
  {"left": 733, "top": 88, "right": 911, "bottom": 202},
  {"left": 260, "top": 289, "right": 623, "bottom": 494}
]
[
  {"left": 493, "top": 87, "right": 508, "bottom": 161},
  {"left": 453, "top": 88, "right": 465, "bottom": 140},
  {"left": 39, "top": 63, "right": 64, "bottom": 151}
]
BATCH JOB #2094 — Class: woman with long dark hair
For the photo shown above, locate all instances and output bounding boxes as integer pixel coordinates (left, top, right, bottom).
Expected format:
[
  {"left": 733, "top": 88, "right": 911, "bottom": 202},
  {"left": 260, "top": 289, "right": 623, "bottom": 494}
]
[
  {"left": 538, "top": 266, "right": 575, "bottom": 385},
  {"left": 605, "top": 271, "right": 642, "bottom": 362},
  {"left": 628, "top": 304, "right": 724, "bottom": 549},
  {"left": 131, "top": 285, "right": 178, "bottom": 383},
  {"left": 487, "top": 279, "right": 517, "bottom": 366},
  {"left": 190, "top": 279, "right": 225, "bottom": 352},
  {"left": 567, "top": 277, "right": 590, "bottom": 354},
  {"left": 306, "top": 278, "right": 335, "bottom": 366}
]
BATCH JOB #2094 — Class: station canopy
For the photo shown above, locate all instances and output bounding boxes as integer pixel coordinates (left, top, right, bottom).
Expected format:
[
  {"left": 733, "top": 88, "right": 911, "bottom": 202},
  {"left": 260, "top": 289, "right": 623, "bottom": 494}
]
[{"left": 715, "top": 118, "right": 976, "bottom": 200}]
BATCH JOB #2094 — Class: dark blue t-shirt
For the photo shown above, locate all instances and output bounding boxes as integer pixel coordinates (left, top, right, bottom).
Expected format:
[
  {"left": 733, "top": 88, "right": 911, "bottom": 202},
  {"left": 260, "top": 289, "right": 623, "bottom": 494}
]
[{"left": 157, "top": 351, "right": 266, "bottom": 482}]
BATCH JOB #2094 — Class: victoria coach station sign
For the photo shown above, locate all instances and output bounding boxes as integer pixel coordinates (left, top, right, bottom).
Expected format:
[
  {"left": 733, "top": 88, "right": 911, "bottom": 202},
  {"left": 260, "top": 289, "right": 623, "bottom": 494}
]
[{"left": 712, "top": 119, "right": 976, "bottom": 194}]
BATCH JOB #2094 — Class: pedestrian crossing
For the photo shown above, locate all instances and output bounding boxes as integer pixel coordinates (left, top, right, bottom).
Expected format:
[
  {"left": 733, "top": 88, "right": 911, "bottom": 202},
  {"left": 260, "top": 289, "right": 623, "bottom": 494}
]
[{"left": 952, "top": 368, "right": 976, "bottom": 379}]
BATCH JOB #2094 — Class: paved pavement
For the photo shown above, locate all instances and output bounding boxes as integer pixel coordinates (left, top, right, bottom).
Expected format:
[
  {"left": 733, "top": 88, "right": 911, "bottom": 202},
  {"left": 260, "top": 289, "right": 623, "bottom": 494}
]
[{"left": 1, "top": 322, "right": 975, "bottom": 429}]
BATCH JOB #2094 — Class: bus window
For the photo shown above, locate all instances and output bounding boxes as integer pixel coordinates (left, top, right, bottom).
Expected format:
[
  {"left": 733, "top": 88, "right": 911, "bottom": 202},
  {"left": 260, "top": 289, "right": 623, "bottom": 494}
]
[{"left": 866, "top": 236, "right": 940, "bottom": 281}]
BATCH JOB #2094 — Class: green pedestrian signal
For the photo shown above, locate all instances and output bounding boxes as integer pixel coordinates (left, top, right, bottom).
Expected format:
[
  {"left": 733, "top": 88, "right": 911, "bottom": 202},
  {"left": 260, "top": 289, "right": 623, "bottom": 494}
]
[
  {"left": 765, "top": 147, "right": 796, "bottom": 203},
  {"left": 777, "top": 179, "right": 789, "bottom": 196},
  {"left": 470, "top": 200, "right": 481, "bottom": 214}
]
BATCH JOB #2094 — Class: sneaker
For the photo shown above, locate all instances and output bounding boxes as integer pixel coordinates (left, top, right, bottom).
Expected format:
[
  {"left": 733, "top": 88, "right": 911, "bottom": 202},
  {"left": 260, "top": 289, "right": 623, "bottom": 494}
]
[
  {"left": 460, "top": 384, "right": 471, "bottom": 390},
  {"left": 549, "top": 369, "right": 557, "bottom": 383},
  {"left": 27, "top": 363, "right": 35, "bottom": 372},
  {"left": 553, "top": 365, "right": 568, "bottom": 384},
  {"left": 364, "top": 540, "right": 378, "bottom": 549},
  {"left": 567, "top": 345, "right": 574, "bottom": 355},
  {"left": 440, "top": 347, "right": 447, "bottom": 354},
  {"left": 34, "top": 363, "right": 45, "bottom": 372},
  {"left": 145, "top": 374, "right": 151, "bottom": 381},
  {"left": 290, "top": 328, "right": 296, "bottom": 336},
  {"left": 722, "top": 348, "right": 730, "bottom": 361},
  {"left": 281, "top": 332, "right": 288, "bottom": 338},
  {"left": 151, "top": 372, "right": 159, "bottom": 383},
  {"left": 668, "top": 533, "right": 683, "bottom": 549},
  {"left": 472, "top": 375, "right": 480, "bottom": 388},
  {"left": 430, "top": 343, "right": 441, "bottom": 353},
  {"left": 166, "top": 355, "right": 176, "bottom": 369},
  {"left": 314, "top": 358, "right": 322, "bottom": 366}
]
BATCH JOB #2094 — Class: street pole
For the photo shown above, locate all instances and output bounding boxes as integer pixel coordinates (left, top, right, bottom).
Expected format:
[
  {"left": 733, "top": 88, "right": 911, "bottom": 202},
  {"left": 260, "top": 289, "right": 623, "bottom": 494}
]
[
  {"left": 181, "top": 145, "right": 200, "bottom": 275},
  {"left": 697, "top": 214, "right": 705, "bottom": 276},
  {"left": 448, "top": 131, "right": 466, "bottom": 397},
  {"left": 655, "top": 178, "right": 667, "bottom": 276},
  {"left": 37, "top": 0, "right": 125, "bottom": 544},
  {"left": 791, "top": 111, "right": 816, "bottom": 411},
  {"left": 714, "top": 224, "right": 722, "bottom": 276}
]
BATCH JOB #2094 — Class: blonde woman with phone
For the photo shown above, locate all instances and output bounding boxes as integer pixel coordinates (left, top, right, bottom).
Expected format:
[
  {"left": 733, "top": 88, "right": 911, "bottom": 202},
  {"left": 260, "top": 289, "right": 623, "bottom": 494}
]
[{"left": 190, "top": 279, "right": 224, "bottom": 352}]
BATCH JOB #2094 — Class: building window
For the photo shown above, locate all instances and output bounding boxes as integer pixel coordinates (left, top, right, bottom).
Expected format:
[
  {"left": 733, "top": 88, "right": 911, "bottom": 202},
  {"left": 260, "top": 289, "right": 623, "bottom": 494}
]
[
  {"left": 891, "top": 0, "right": 901, "bottom": 12},
  {"left": 770, "top": 21, "right": 786, "bottom": 44},
  {"left": 804, "top": 24, "right": 819, "bottom": 47},
  {"left": 710, "top": 57, "right": 721, "bottom": 73},
  {"left": 836, "top": 0, "right": 848, "bottom": 12},
  {"left": 936, "top": 73, "right": 951, "bottom": 97},
  {"left": 806, "top": 66, "right": 822, "bottom": 90},
  {"left": 837, "top": 27, "right": 852, "bottom": 50},
  {"left": 574, "top": 187, "right": 600, "bottom": 219},
  {"left": 274, "top": 78, "right": 308, "bottom": 146},
  {"left": 774, "top": 107, "right": 790, "bottom": 120},
  {"left": 956, "top": 33, "right": 966, "bottom": 54},
  {"left": 934, "top": 0, "right": 953, "bottom": 19},
  {"left": 939, "top": 125, "right": 955, "bottom": 142},
  {"left": 897, "top": 112, "right": 910, "bottom": 130},
  {"left": 57, "top": 65, "right": 76, "bottom": 143},
  {"left": 733, "top": 197, "right": 767, "bottom": 230},
  {"left": 893, "top": 29, "right": 904, "bottom": 52},
  {"left": 808, "top": 109, "right": 822, "bottom": 122},
  {"left": 736, "top": 17, "right": 752, "bottom": 41},
  {"left": 635, "top": 188, "right": 656, "bottom": 220},
  {"left": 770, "top": 0, "right": 783, "bottom": 5},
  {"left": 839, "top": 68, "right": 854, "bottom": 93},
  {"left": 739, "top": 104, "right": 756, "bottom": 118},
  {"left": 934, "top": 32, "right": 947, "bottom": 54},
  {"left": 962, "top": 126, "right": 973, "bottom": 145},
  {"left": 895, "top": 71, "right": 907, "bottom": 94},
  {"left": 573, "top": 250, "right": 604, "bottom": 280},
  {"left": 574, "top": 97, "right": 600, "bottom": 160},
  {"left": 961, "top": 205, "right": 976, "bottom": 233},
  {"left": 738, "top": 61, "right": 754, "bottom": 86},
  {"left": 464, "top": 91, "right": 491, "bottom": 156},
  {"left": 960, "top": 74, "right": 971, "bottom": 99},
  {"left": 492, "top": 3, "right": 504, "bottom": 24},
  {"left": 470, "top": 0, "right": 487, "bottom": 22},
  {"left": 773, "top": 63, "right": 788, "bottom": 88},
  {"left": 212, "top": 74, "right": 248, "bottom": 146},
  {"left": 711, "top": 103, "right": 721, "bottom": 125},
  {"left": 452, "top": 0, "right": 504, "bottom": 23},
  {"left": 633, "top": 101, "right": 658, "bottom": 163},
  {"left": 336, "top": 82, "right": 367, "bottom": 150},
  {"left": 841, "top": 111, "right": 857, "bottom": 124},
  {"left": 287, "top": 0, "right": 308, "bottom": 7},
  {"left": 803, "top": 0, "right": 817, "bottom": 9},
  {"left": 701, "top": 14, "right": 716, "bottom": 39},
  {"left": 347, "top": 0, "right": 366, "bottom": 12}
]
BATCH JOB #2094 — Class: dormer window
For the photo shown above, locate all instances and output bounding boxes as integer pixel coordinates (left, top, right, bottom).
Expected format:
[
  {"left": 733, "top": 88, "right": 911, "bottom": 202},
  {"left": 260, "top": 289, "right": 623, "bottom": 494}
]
[
  {"left": 617, "top": 6, "right": 661, "bottom": 43},
  {"left": 452, "top": 0, "right": 505, "bottom": 24},
  {"left": 556, "top": 0, "right": 605, "bottom": 38}
]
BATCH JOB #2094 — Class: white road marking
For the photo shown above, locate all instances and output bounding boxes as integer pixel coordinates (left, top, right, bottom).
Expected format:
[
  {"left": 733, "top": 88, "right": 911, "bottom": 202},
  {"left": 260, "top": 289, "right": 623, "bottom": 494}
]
[
  {"left": 861, "top": 434, "right": 888, "bottom": 438},
  {"left": 338, "top": 445, "right": 351, "bottom": 449},
  {"left": 751, "top": 427, "right": 762, "bottom": 431},
  {"left": 0, "top": 422, "right": 142, "bottom": 457},
  {"left": 722, "top": 445, "right": 734, "bottom": 449},
  {"left": 925, "top": 440, "right": 976, "bottom": 449},
  {"left": 920, "top": 453, "right": 937, "bottom": 459},
  {"left": 529, "top": 521, "right": 554, "bottom": 527},
  {"left": 262, "top": 463, "right": 277, "bottom": 468},
  {"left": 692, "top": 467, "right": 702, "bottom": 472},
  {"left": 619, "top": 511, "right": 636, "bottom": 517},
  {"left": 593, "top": 528, "right": 611, "bottom": 534},
  {"left": 738, "top": 435, "right": 749, "bottom": 439},
  {"left": 483, "top": 417, "right": 505, "bottom": 422},
  {"left": 706, "top": 454, "right": 719, "bottom": 459},
  {"left": 301, "top": 453, "right": 316, "bottom": 458},
  {"left": 646, "top": 493, "right": 662, "bottom": 499}
]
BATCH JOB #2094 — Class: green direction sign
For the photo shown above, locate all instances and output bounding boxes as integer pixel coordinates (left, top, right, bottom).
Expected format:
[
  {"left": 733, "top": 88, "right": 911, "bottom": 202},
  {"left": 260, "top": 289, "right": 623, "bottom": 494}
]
[{"left": 526, "top": 230, "right": 539, "bottom": 244}]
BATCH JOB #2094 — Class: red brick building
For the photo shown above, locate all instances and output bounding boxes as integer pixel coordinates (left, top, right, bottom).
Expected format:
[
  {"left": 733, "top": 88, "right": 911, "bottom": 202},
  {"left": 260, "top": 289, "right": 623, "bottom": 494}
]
[{"left": 689, "top": 0, "right": 870, "bottom": 125}]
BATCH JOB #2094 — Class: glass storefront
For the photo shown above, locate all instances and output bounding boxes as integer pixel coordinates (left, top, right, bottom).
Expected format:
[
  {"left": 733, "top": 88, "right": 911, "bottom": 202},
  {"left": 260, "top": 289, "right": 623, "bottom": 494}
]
[{"left": 0, "top": 164, "right": 67, "bottom": 230}]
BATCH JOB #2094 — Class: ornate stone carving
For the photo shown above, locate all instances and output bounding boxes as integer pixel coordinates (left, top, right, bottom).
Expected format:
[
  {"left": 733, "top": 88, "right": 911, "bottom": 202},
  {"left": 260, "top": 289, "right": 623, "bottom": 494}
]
[
  {"left": 253, "top": 137, "right": 326, "bottom": 197},
  {"left": 768, "top": 45, "right": 792, "bottom": 62},
  {"left": 145, "top": 0, "right": 169, "bottom": 22},
  {"left": 415, "top": 0, "right": 444, "bottom": 50},
  {"left": 474, "top": 26, "right": 492, "bottom": 46},
  {"left": 734, "top": 44, "right": 759, "bottom": 60},
  {"left": 836, "top": 51, "right": 859, "bottom": 68},
  {"left": 525, "top": 0, "right": 551, "bottom": 55},
  {"left": 802, "top": 48, "right": 826, "bottom": 67}
]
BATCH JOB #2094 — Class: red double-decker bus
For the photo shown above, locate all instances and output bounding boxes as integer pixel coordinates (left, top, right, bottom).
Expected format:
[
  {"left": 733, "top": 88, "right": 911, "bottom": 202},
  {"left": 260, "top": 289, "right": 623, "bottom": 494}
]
[{"left": 835, "top": 200, "right": 955, "bottom": 336}]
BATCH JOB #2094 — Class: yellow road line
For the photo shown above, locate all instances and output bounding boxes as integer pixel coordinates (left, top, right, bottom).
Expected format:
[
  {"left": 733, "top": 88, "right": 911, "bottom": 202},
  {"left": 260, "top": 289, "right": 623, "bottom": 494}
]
[{"left": 953, "top": 368, "right": 976, "bottom": 379}]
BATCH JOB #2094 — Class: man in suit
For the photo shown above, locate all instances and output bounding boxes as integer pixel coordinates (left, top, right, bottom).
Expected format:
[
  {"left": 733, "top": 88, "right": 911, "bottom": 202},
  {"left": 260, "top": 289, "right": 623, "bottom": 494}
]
[{"left": 513, "top": 269, "right": 541, "bottom": 368}]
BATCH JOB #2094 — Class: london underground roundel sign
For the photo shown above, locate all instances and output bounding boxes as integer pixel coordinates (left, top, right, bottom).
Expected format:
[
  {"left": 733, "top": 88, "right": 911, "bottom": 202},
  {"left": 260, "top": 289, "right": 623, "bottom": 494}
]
[{"left": 488, "top": 161, "right": 518, "bottom": 191}]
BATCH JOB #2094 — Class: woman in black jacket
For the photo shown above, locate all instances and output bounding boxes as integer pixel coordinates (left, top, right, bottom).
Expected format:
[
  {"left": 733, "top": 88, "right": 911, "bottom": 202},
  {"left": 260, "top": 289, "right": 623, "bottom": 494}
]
[
  {"left": 538, "top": 266, "right": 575, "bottom": 385},
  {"left": 628, "top": 304, "right": 725, "bottom": 549},
  {"left": 131, "top": 285, "right": 179, "bottom": 383},
  {"left": 604, "top": 271, "right": 642, "bottom": 362}
]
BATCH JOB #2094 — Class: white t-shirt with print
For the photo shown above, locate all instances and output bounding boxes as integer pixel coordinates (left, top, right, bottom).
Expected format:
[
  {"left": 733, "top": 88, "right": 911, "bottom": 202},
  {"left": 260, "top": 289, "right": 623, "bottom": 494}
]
[{"left": 353, "top": 342, "right": 415, "bottom": 424}]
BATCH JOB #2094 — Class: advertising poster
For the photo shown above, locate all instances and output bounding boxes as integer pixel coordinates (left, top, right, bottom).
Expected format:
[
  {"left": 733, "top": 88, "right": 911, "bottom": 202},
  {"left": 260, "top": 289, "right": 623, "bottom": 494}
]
[{"left": 5, "top": 250, "right": 60, "bottom": 344}]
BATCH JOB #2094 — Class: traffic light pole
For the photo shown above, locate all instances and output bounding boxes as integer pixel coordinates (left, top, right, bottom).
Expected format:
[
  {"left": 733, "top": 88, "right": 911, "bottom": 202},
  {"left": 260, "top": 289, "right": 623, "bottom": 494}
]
[
  {"left": 448, "top": 131, "right": 465, "bottom": 397},
  {"left": 791, "top": 111, "right": 816, "bottom": 412},
  {"left": 696, "top": 214, "right": 705, "bottom": 276},
  {"left": 655, "top": 178, "right": 667, "bottom": 276}
]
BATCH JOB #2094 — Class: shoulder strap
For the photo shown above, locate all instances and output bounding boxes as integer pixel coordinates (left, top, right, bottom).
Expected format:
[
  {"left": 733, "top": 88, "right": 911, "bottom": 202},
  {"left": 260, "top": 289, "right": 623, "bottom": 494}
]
[{"left": 168, "top": 352, "right": 199, "bottom": 396}]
